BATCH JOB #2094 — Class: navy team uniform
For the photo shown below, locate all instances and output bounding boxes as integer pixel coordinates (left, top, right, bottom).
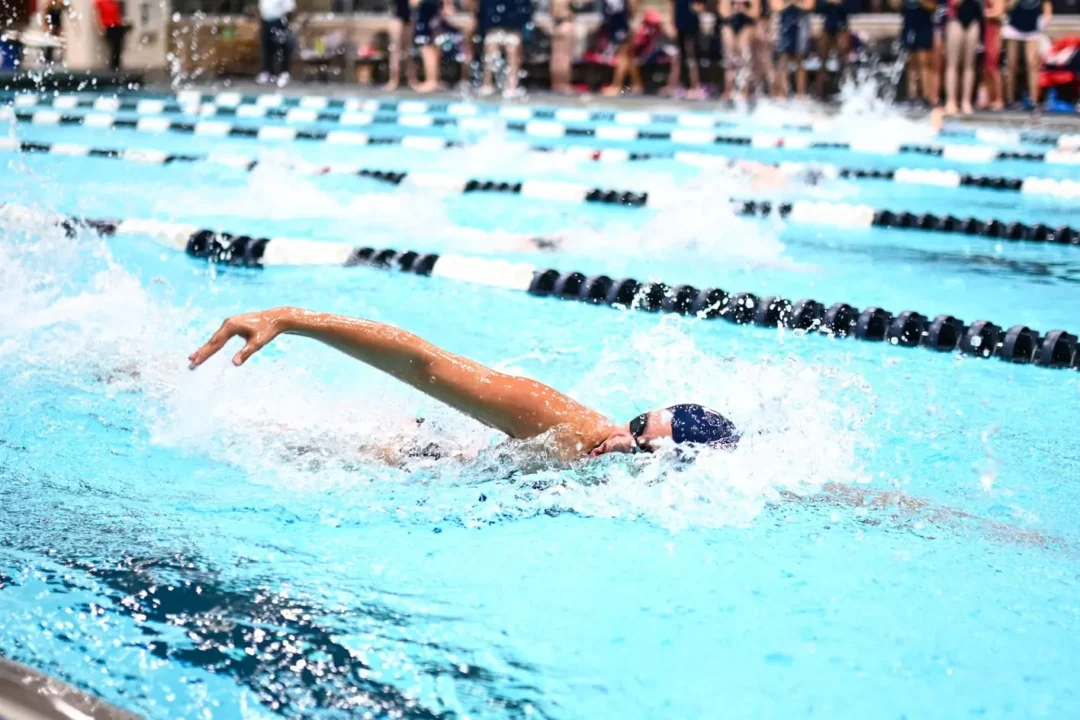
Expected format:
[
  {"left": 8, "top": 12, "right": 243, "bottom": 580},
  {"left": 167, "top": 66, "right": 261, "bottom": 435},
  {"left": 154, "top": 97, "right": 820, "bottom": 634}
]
[
  {"left": 776, "top": 2, "right": 810, "bottom": 56},
  {"left": 603, "top": 0, "right": 631, "bottom": 44},
  {"left": 901, "top": 0, "right": 934, "bottom": 51}
]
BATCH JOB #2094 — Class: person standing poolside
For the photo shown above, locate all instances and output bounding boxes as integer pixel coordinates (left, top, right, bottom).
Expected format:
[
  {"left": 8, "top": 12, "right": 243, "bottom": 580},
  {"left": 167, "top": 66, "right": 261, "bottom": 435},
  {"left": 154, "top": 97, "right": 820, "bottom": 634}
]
[
  {"left": 720, "top": 0, "right": 759, "bottom": 100},
  {"left": 41, "top": 0, "right": 65, "bottom": 65},
  {"left": 1003, "top": 0, "right": 1051, "bottom": 108},
  {"left": 411, "top": 0, "right": 448, "bottom": 92},
  {"left": 188, "top": 308, "right": 740, "bottom": 461},
  {"left": 548, "top": 0, "right": 575, "bottom": 92},
  {"left": 896, "top": 0, "right": 938, "bottom": 105},
  {"left": 943, "top": 0, "right": 983, "bottom": 114},
  {"left": 477, "top": 0, "right": 533, "bottom": 95},
  {"left": 601, "top": 0, "right": 645, "bottom": 95},
  {"left": 384, "top": 0, "right": 417, "bottom": 90},
  {"left": 257, "top": 0, "right": 296, "bottom": 86},
  {"left": 982, "top": 0, "right": 1005, "bottom": 109},
  {"left": 661, "top": 0, "right": 706, "bottom": 98},
  {"left": 94, "top": 0, "right": 127, "bottom": 71},
  {"left": 813, "top": 0, "right": 851, "bottom": 99},
  {"left": 771, "top": 0, "right": 812, "bottom": 98}
]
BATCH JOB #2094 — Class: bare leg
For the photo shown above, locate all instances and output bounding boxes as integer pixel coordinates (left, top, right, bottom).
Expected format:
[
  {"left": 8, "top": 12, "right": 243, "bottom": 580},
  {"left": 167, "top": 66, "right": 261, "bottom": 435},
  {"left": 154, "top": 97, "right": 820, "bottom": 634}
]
[
  {"left": 985, "top": 26, "right": 1003, "bottom": 109},
  {"left": 602, "top": 42, "right": 627, "bottom": 94},
  {"left": 386, "top": 17, "right": 405, "bottom": 90},
  {"left": 627, "top": 42, "right": 644, "bottom": 93},
  {"left": 687, "top": 42, "right": 701, "bottom": 92},
  {"left": 919, "top": 50, "right": 935, "bottom": 104},
  {"left": 505, "top": 32, "right": 522, "bottom": 93},
  {"left": 458, "top": 15, "right": 476, "bottom": 86},
  {"left": 1004, "top": 38, "right": 1018, "bottom": 104},
  {"left": 907, "top": 49, "right": 919, "bottom": 101},
  {"left": 944, "top": 21, "right": 961, "bottom": 114},
  {"left": 663, "top": 44, "right": 683, "bottom": 95},
  {"left": 481, "top": 34, "right": 498, "bottom": 92},
  {"left": 1024, "top": 37, "right": 1041, "bottom": 107},
  {"left": 774, "top": 54, "right": 790, "bottom": 97},
  {"left": 929, "top": 31, "right": 943, "bottom": 104},
  {"left": 815, "top": 32, "right": 833, "bottom": 99},
  {"left": 550, "top": 23, "right": 573, "bottom": 92},
  {"left": 413, "top": 44, "right": 441, "bottom": 92},
  {"left": 722, "top": 27, "right": 737, "bottom": 100},
  {"left": 960, "top": 22, "right": 978, "bottom": 114},
  {"left": 794, "top": 55, "right": 807, "bottom": 98},
  {"left": 738, "top": 30, "right": 754, "bottom": 100}
]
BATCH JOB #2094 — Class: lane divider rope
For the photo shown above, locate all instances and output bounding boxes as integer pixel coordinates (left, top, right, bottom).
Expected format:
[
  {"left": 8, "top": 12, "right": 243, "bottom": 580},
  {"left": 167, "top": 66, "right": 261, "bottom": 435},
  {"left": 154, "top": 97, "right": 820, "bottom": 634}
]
[
  {"left": 4, "top": 137, "right": 1075, "bottom": 244},
  {"left": 9, "top": 105, "right": 1080, "bottom": 166},
  {"left": 16, "top": 90, "right": 1080, "bottom": 151},
  {"left": 5, "top": 91, "right": 809, "bottom": 131},
  {"left": 25, "top": 206, "right": 1074, "bottom": 371}
]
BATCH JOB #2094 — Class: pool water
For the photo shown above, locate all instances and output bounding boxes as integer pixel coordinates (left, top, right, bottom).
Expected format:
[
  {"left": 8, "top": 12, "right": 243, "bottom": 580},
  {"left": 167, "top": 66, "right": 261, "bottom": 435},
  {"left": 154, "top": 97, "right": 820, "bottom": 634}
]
[{"left": 1, "top": 91, "right": 1078, "bottom": 719}]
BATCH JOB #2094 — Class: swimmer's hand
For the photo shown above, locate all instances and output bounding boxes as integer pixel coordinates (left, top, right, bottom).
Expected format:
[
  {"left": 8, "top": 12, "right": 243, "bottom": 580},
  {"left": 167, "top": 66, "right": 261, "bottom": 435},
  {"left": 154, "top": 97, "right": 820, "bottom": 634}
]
[{"left": 189, "top": 308, "right": 288, "bottom": 369}]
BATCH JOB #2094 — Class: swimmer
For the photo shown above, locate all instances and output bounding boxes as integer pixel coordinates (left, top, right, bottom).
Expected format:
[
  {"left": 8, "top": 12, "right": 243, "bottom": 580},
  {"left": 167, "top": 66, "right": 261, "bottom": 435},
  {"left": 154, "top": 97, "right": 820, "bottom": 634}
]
[{"left": 188, "top": 307, "right": 739, "bottom": 461}]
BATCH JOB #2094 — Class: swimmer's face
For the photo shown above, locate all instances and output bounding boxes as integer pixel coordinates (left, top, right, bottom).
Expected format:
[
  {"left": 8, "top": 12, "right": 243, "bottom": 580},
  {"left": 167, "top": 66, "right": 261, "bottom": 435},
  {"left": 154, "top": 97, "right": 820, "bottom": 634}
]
[{"left": 589, "top": 409, "right": 674, "bottom": 458}]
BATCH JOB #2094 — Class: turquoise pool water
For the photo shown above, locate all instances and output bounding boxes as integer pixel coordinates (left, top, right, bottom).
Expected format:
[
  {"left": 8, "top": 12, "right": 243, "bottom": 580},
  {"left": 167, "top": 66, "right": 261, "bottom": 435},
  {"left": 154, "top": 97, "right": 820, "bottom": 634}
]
[{"left": 1, "top": 92, "right": 1078, "bottom": 719}]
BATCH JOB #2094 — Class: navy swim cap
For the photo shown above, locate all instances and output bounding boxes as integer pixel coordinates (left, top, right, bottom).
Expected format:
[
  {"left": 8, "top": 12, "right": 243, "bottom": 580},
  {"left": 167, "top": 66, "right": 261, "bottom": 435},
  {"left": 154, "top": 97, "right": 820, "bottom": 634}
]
[{"left": 668, "top": 404, "right": 739, "bottom": 447}]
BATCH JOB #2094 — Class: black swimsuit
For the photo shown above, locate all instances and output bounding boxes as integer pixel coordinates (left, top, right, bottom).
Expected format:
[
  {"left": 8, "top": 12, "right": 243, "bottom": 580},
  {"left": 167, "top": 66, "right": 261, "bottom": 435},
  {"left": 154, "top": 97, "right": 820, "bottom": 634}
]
[{"left": 955, "top": 0, "right": 983, "bottom": 28}]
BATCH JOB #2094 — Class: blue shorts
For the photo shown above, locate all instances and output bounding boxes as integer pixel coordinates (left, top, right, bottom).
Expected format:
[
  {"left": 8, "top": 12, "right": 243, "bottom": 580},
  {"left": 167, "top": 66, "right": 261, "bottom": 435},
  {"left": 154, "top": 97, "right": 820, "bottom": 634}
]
[
  {"left": 777, "top": 10, "right": 810, "bottom": 56},
  {"left": 902, "top": 9, "right": 934, "bottom": 51},
  {"left": 603, "top": 11, "right": 629, "bottom": 45},
  {"left": 414, "top": 0, "right": 443, "bottom": 45}
]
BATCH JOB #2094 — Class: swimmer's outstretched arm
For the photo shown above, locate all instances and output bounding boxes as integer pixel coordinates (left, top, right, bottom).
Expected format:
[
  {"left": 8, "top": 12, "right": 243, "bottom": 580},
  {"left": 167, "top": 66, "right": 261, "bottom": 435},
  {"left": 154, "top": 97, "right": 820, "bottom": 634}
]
[{"left": 188, "top": 307, "right": 616, "bottom": 454}]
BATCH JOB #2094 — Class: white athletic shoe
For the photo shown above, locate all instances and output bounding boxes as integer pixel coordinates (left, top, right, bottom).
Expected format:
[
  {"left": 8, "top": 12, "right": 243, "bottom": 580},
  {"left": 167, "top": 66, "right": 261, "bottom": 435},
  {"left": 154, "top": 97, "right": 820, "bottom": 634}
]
[
  {"left": 255, "top": 72, "right": 271, "bottom": 85},
  {"left": 276, "top": 72, "right": 290, "bottom": 88}
]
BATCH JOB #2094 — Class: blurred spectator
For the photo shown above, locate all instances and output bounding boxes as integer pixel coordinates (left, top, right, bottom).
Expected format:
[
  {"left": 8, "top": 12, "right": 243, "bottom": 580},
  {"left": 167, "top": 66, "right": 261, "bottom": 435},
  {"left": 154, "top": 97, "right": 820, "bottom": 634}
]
[
  {"left": 257, "top": 0, "right": 296, "bottom": 85},
  {"left": 943, "top": 0, "right": 982, "bottom": 114},
  {"left": 772, "top": 0, "right": 812, "bottom": 98},
  {"left": 983, "top": 0, "right": 1004, "bottom": 108},
  {"left": 897, "top": 0, "right": 938, "bottom": 105},
  {"left": 444, "top": 0, "right": 476, "bottom": 87},
  {"left": 41, "top": 0, "right": 64, "bottom": 64},
  {"left": 1003, "top": 0, "right": 1052, "bottom": 107},
  {"left": 549, "top": 0, "right": 574, "bottom": 92},
  {"left": 661, "top": 0, "right": 705, "bottom": 97},
  {"left": 601, "top": 0, "right": 644, "bottom": 95},
  {"left": 931, "top": 0, "right": 946, "bottom": 103},
  {"left": 94, "top": 0, "right": 126, "bottom": 71},
  {"left": 384, "top": 0, "right": 416, "bottom": 89},
  {"left": 411, "top": 0, "right": 446, "bottom": 91},
  {"left": 720, "top": 0, "right": 760, "bottom": 100},
  {"left": 814, "top": 0, "right": 851, "bottom": 99},
  {"left": 478, "top": 0, "right": 533, "bottom": 95}
]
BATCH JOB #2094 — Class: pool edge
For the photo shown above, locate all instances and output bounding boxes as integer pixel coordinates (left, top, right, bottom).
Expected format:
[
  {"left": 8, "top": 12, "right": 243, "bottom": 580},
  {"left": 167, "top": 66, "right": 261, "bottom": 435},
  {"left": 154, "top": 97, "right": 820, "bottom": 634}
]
[{"left": 0, "top": 657, "right": 141, "bottom": 720}]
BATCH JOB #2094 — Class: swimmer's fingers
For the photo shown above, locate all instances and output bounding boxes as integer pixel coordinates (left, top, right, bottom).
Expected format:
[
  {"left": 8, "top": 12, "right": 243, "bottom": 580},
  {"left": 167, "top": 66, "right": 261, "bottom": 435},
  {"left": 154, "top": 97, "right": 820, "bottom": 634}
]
[
  {"left": 188, "top": 319, "right": 247, "bottom": 369},
  {"left": 231, "top": 331, "right": 273, "bottom": 367}
]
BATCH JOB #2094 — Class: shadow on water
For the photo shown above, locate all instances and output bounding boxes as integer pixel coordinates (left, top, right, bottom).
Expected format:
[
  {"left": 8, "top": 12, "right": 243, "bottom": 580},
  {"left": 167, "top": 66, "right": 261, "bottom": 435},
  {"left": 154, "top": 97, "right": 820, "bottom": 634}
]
[{"left": 0, "top": 467, "right": 552, "bottom": 720}]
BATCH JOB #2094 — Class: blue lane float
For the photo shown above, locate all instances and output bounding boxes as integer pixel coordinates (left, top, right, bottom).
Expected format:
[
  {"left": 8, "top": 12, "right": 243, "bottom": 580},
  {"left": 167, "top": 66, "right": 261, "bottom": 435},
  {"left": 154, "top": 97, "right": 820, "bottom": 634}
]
[
  {"left": 27, "top": 209, "right": 1079, "bottom": 371},
  {"left": 2, "top": 138, "right": 1078, "bottom": 245},
  {"left": 10, "top": 104, "right": 1080, "bottom": 168}
]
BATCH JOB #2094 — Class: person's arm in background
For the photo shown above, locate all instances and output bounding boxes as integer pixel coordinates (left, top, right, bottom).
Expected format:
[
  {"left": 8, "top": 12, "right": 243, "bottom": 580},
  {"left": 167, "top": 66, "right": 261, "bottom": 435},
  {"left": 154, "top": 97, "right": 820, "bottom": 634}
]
[
  {"left": 796, "top": 0, "right": 814, "bottom": 12},
  {"left": 188, "top": 308, "right": 616, "bottom": 449},
  {"left": 1040, "top": 0, "right": 1052, "bottom": 27}
]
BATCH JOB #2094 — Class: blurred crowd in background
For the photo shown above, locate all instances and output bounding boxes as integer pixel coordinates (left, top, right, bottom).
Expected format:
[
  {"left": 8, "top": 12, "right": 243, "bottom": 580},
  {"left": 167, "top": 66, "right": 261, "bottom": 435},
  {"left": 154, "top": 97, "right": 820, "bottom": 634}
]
[{"left": 8, "top": 0, "right": 1080, "bottom": 112}]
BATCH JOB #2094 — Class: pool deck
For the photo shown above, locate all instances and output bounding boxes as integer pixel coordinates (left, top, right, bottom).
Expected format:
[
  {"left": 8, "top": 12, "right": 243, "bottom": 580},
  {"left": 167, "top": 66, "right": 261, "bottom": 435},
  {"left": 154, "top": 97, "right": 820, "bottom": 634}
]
[{"left": 145, "top": 79, "right": 1080, "bottom": 134}]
